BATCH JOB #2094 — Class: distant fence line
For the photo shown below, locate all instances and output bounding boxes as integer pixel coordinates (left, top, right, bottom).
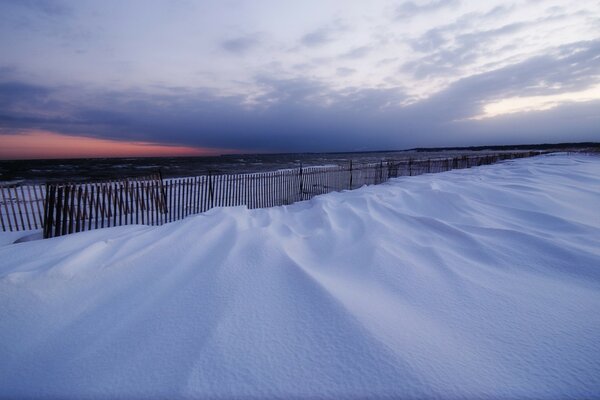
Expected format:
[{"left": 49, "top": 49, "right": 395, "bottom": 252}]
[{"left": 0, "top": 151, "right": 544, "bottom": 238}]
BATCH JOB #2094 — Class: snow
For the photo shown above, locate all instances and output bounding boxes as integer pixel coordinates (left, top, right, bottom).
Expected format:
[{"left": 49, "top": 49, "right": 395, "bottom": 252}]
[{"left": 0, "top": 153, "right": 599, "bottom": 398}]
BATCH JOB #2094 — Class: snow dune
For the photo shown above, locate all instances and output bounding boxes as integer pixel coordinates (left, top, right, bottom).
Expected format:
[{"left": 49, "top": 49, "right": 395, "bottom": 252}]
[{"left": 0, "top": 154, "right": 599, "bottom": 398}]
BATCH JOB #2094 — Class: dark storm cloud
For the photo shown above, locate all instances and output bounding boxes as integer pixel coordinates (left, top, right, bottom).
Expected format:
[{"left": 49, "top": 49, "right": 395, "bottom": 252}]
[
  {"left": 0, "top": 76, "right": 405, "bottom": 151},
  {"left": 0, "top": 81, "right": 49, "bottom": 104},
  {"left": 395, "top": 0, "right": 459, "bottom": 20},
  {"left": 1, "top": 39, "right": 599, "bottom": 151},
  {"left": 0, "top": 81, "right": 56, "bottom": 125},
  {"left": 0, "top": 65, "right": 16, "bottom": 76}
]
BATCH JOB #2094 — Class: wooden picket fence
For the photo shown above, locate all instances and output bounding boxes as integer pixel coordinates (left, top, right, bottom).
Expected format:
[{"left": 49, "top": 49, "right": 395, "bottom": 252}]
[{"left": 0, "top": 151, "right": 544, "bottom": 238}]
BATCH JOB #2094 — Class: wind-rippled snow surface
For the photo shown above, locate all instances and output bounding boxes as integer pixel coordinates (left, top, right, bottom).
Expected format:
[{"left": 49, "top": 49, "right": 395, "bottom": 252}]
[{"left": 1, "top": 154, "right": 599, "bottom": 399}]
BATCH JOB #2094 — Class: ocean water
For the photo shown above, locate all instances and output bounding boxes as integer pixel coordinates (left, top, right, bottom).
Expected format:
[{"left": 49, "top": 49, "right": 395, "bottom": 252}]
[{"left": 0, "top": 149, "right": 497, "bottom": 185}]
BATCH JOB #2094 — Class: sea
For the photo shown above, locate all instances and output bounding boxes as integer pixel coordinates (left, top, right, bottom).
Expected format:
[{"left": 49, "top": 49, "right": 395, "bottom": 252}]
[{"left": 0, "top": 149, "right": 497, "bottom": 185}]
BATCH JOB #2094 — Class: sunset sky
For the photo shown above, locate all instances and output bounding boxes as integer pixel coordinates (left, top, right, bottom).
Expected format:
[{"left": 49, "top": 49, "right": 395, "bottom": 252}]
[{"left": 0, "top": 0, "right": 599, "bottom": 159}]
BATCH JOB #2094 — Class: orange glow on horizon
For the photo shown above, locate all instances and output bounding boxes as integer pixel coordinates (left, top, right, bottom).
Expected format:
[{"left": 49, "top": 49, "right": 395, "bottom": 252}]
[{"left": 0, "top": 131, "right": 239, "bottom": 160}]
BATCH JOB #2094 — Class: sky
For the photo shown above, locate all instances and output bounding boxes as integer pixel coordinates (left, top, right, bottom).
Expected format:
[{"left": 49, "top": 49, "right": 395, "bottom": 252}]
[{"left": 0, "top": 0, "right": 599, "bottom": 159}]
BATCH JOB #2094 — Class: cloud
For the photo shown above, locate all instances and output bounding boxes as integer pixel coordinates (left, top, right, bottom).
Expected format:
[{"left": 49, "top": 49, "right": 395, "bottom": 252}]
[
  {"left": 395, "top": 0, "right": 459, "bottom": 20},
  {"left": 336, "top": 67, "right": 356, "bottom": 77},
  {"left": 0, "top": 0, "right": 70, "bottom": 16},
  {"left": 402, "top": 9, "right": 587, "bottom": 80},
  {"left": 339, "top": 46, "right": 372, "bottom": 59},
  {"left": 403, "top": 39, "right": 600, "bottom": 123},
  {"left": 402, "top": 21, "right": 529, "bottom": 78},
  {"left": 456, "top": 99, "right": 600, "bottom": 145},
  {"left": 300, "top": 20, "right": 348, "bottom": 47},
  {"left": 0, "top": 81, "right": 53, "bottom": 119},
  {"left": 301, "top": 28, "right": 333, "bottom": 47},
  {"left": 1, "top": 40, "right": 599, "bottom": 152},
  {"left": 0, "top": 76, "right": 407, "bottom": 152},
  {"left": 221, "top": 34, "right": 261, "bottom": 54}
]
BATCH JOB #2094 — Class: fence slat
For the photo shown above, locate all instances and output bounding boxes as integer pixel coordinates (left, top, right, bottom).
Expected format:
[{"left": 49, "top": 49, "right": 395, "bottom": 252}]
[
  {"left": 155, "top": 180, "right": 160, "bottom": 224},
  {"left": 245, "top": 174, "right": 250, "bottom": 209},
  {"left": 138, "top": 182, "right": 150, "bottom": 225},
  {"left": 0, "top": 192, "right": 5, "bottom": 232},
  {"left": 92, "top": 184, "right": 98, "bottom": 230},
  {"left": 1, "top": 186, "right": 13, "bottom": 232},
  {"left": 205, "top": 176, "right": 210, "bottom": 212},
  {"left": 43, "top": 185, "right": 53, "bottom": 238},
  {"left": 168, "top": 180, "right": 173, "bottom": 222},
  {"left": 106, "top": 184, "right": 112, "bottom": 229},
  {"left": 23, "top": 185, "right": 37, "bottom": 229},
  {"left": 216, "top": 174, "right": 222, "bottom": 208},
  {"left": 54, "top": 186, "right": 62, "bottom": 237},
  {"left": 185, "top": 178, "right": 191, "bottom": 217},
  {"left": 7, "top": 186, "right": 22, "bottom": 230},
  {"left": 134, "top": 182, "right": 139, "bottom": 225},
  {"left": 209, "top": 174, "right": 215, "bottom": 210},
  {"left": 176, "top": 179, "right": 182, "bottom": 220},
  {"left": 82, "top": 185, "right": 89, "bottom": 232},
  {"left": 68, "top": 184, "right": 75, "bottom": 234},
  {"left": 75, "top": 185, "right": 82, "bottom": 233},
  {"left": 33, "top": 185, "right": 43, "bottom": 229},
  {"left": 117, "top": 184, "right": 122, "bottom": 227},
  {"left": 36, "top": 185, "right": 46, "bottom": 228}
]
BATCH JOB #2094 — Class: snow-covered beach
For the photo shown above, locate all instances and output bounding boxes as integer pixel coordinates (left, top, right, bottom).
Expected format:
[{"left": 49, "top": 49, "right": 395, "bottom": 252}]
[{"left": 1, "top": 153, "right": 599, "bottom": 398}]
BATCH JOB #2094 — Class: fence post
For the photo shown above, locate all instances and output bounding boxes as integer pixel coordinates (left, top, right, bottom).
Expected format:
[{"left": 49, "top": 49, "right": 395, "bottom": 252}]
[
  {"left": 76, "top": 185, "right": 82, "bottom": 233},
  {"left": 0, "top": 186, "right": 13, "bottom": 232},
  {"left": 19, "top": 186, "right": 32, "bottom": 230},
  {"left": 68, "top": 184, "right": 75, "bottom": 234},
  {"left": 208, "top": 171, "right": 214, "bottom": 209},
  {"left": 158, "top": 169, "right": 168, "bottom": 214},
  {"left": 349, "top": 161, "right": 353, "bottom": 189},
  {"left": 43, "top": 184, "right": 54, "bottom": 238},
  {"left": 54, "top": 186, "right": 63, "bottom": 237},
  {"left": 0, "top": 189, "right": 5, "bottom": 232},
  {"left": 298, "top": 164, "right": 304, "bottom": 199}
]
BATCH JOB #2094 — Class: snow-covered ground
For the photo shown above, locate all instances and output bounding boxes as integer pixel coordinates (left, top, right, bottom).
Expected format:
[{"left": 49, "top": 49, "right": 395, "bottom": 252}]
[{"left": 0, "top": 153, "right": 599, "bottom": 398}]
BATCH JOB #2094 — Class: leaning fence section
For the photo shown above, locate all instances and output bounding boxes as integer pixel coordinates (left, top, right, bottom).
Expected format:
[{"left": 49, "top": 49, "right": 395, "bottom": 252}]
[
  {"left": 0, "top": 151, "right": 545, "bottom": 238},
  {"left": 0, "top": 183, "right": 46, "bottom": 233},
  {"left": 41, "top": 174, "right": 166, "bottom": 239}
]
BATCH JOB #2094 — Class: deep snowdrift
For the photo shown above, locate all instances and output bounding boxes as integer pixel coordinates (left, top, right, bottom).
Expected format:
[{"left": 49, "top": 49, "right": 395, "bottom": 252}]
[{"left": 1, "top": 154, "right": 599, "bottom": 398}]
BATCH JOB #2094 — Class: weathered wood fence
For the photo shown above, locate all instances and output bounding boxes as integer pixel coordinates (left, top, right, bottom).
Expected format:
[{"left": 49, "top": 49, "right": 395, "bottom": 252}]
[
  {"left": 0, "top": 173, "right": 163, "bottom": 234},
  {"left": 0, "top": 151, "right": 543, "bottom": 238},
  {"left": 0, "top": 183, "right": 46, "bottom": 233},
  {"left": 41, "top": 173, "right": 166, "bottom": 239}
]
